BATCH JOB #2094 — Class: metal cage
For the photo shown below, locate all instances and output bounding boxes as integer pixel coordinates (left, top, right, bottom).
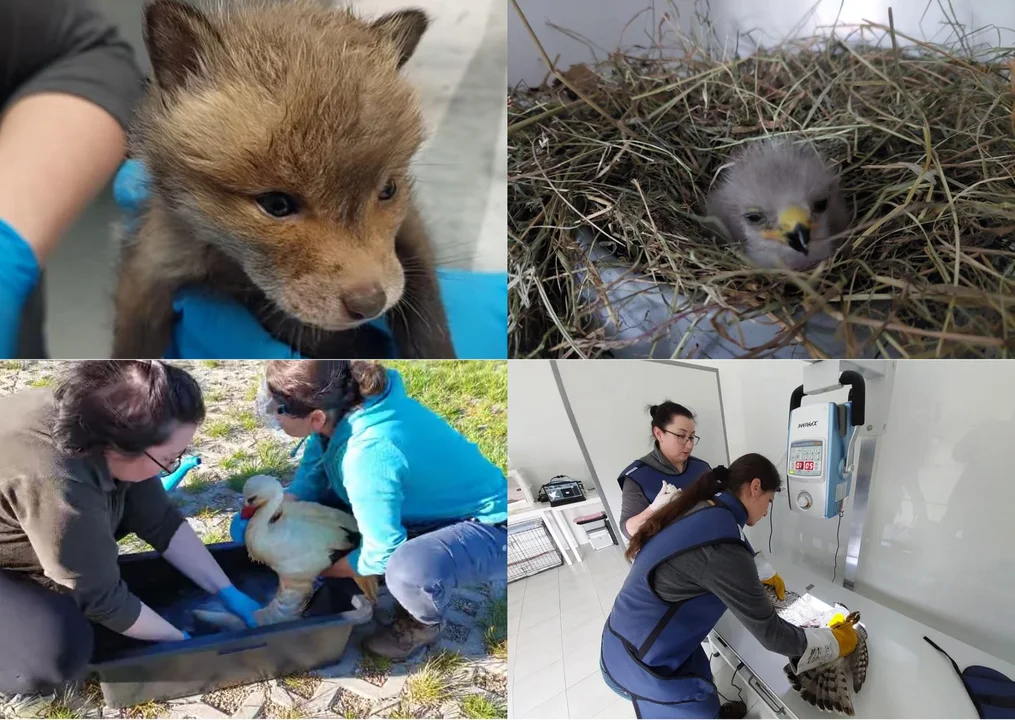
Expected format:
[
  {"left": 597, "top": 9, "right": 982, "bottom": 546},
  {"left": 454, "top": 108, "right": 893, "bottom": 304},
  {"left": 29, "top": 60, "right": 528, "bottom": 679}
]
[{"left": 507, "top": 518, "right": 563, "bottom": 582}]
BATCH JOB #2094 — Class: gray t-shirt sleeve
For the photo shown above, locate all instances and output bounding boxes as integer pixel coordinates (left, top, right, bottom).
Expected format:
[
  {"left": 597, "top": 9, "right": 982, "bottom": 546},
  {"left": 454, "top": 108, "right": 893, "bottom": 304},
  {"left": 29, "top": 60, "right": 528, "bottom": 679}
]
[
  {"left": 619, "top": 479, "right": 650, "bottom": 539},
  {"left": 0, "top": 0, "right": 142, "bottom": 129},
  {"left": 653, "top": 543, "right": 807, "bottom": 658}
]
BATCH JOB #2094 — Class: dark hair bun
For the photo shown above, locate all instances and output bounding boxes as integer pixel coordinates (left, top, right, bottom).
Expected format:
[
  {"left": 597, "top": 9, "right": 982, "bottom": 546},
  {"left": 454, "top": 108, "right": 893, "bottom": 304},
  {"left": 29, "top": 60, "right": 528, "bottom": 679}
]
[{"left": 713, "top": 465, "right": 729, "bottom": 484}]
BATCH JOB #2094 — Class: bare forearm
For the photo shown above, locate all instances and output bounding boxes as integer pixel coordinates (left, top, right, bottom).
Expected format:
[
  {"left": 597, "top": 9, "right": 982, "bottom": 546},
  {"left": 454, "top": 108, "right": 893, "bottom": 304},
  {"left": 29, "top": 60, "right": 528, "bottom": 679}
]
[
  {"left": 0, "top": 92, "right": 126, "bottom": 262},
  {"left": 624, "top": 506, "right": 655, "bottom": 538},
  {"left": 161, "top": 522, "right": 232, "bottom": 595},
  {"left": 121, "top": 602, "right": 184, "bottom": 642}
]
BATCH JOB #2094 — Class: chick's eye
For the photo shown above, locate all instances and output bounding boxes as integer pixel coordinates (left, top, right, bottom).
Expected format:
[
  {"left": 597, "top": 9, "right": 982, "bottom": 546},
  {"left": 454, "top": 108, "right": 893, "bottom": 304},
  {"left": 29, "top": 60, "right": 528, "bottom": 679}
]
[
  {"left": 255, "top": 192, "right": 299, "bottom": 218},
  {"left": 379, "top": 180, "right": 397, "bottom": 201},
  {"left": 813, "top": 198, "right": 829, "bottom": 213},
  {"left": 744, "top": 211, "right": 765, "bottom": 225}
]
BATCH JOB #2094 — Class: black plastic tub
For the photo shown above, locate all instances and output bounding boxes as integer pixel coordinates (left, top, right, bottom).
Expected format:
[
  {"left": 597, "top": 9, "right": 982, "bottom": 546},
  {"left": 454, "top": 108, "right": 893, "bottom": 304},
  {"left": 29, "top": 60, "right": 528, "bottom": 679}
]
[{"left": 88, "top": 542, "right": 372, "bottom": 709}]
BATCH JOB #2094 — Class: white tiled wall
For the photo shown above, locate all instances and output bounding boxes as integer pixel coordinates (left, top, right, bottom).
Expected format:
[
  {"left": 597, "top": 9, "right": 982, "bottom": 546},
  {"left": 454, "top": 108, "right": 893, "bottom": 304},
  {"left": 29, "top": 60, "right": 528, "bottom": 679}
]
[{"left": 706, "top": 359, "right": 1015, "bottom": 666}]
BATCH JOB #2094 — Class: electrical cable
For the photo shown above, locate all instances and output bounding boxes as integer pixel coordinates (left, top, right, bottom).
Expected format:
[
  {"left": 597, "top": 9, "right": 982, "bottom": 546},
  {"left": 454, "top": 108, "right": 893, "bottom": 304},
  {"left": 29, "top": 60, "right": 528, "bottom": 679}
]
[
  {"left": 832, "top": 508, "right": 844, "bottom": 583},
  {"left": 730, "top": 662, "right": 747, "bottom": 704},
  {"left": 768, "top": 492, "right": 775, "bottom": 554}
]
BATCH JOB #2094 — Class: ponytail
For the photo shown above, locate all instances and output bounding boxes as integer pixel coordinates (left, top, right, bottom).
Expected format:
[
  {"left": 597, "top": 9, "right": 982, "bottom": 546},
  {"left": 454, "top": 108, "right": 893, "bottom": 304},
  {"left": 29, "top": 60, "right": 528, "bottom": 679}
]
[{"left": 625, "top": 453, "right": 780, "bottom": 562}]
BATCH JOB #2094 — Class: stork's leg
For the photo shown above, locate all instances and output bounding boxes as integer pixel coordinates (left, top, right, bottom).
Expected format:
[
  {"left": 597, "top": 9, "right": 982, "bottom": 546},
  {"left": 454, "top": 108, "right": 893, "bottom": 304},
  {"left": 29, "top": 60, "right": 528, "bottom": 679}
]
[
  {"left": 254, "top": 577, "right": 314, "bottom": 626},
  {"left": 353, "top": 574, "right": 379, "bottom": 604}
]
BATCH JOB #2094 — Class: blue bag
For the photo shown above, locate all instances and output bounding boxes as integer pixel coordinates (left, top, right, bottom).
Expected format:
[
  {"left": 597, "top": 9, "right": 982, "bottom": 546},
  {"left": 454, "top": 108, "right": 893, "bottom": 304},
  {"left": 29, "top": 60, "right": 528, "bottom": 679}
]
[{"left": 925, "top": 637, "right": 1015, "bottom": 719}]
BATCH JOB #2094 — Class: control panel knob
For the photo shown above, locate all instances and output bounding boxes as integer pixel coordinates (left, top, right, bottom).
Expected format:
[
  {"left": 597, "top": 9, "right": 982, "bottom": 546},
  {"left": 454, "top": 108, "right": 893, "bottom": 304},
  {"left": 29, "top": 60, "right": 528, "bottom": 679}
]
[{"left": 798, "top": 492, "right": 813, "bottom": 510}]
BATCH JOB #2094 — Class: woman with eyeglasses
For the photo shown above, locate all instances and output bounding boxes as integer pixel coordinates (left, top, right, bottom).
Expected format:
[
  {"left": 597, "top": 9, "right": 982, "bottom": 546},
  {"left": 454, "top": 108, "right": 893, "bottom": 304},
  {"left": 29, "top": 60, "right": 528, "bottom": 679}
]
[
  {"left": 617, "top": 402, "right": 712, "bottom": 539},
  {"left": 232, "top": 360, "right": 507, "bottom": 661},
  {"left": 601, "top": 455, "right": 859, "bottom": 719},
  {"left": 0, "top": 361, "right": 260, "bottom": 697}
]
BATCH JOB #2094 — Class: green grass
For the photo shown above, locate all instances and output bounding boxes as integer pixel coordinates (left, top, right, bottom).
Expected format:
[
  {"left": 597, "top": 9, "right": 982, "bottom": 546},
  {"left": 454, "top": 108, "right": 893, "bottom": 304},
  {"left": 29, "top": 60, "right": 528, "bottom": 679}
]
[
  {"left": 120, "top": 700, "right": 169, "bottom": 719},
  {"left": 387, "top": 361, "right": 507, "bottom": 472},
  {"left": 200, "top": 360, "right": 221, "bottom": 368},
  {"left": 27, "top": 375, "right": 54, "bottom": 387},
  {"left": 230, "top": 409, "right": 259, "bottom": 431},
  {"left": 244, "top": 380, "right": 260, "bottom": 402},
  {"left": 221, "top": 449, "right": 253, "bottom": 470},
  {"left": 203, "top": 388, "right": 225, "bottom": 403},
  {"left": 201, "top": 525, "right": 232, "bottom": 544},
  {"left": 427, "top": 649, "right": 464, "bottom": 675},
  {"left": 404, "top": 663, "right": 453, "bottom": 707},
  {"left": 37, "top": 700, "right": 78, "bottom": 719},
  {"left": 461, "top": 694, "right": 505, "bottom": 719},
  {"left": 483, "top": 594, "right": 508, "bottom": 659},
  {"left": 359, "top": 650, "right": 393, "bottom": 675},
  {"left": 181, "top": 472, "right": 216, "bottom": 494},
  {"left": 203, "top": 419, "right": 235, "bottom": 438},
  {"left": 0, "top": 360, "right": 22, "bottom": 370},
  {"left": 223, "top": 437, "right": 296, "bottom": 492}
]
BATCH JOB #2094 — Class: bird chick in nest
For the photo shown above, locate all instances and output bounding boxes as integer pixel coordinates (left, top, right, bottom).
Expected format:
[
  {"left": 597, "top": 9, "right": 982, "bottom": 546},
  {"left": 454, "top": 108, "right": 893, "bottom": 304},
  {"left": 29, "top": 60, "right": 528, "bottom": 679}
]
[
  {"left": 194, "top": 475, "right": 379, "bottom": 630},
  {"left": 784, "top": 611, "right": 870, "bottom": 717},
  {"left": 707, "top": 139, "right": 851, "bottom": 270}
]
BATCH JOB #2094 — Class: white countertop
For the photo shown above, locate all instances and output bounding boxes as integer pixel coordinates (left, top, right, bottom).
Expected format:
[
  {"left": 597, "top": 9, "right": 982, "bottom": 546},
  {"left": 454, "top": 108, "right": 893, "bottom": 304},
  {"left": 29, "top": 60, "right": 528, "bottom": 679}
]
[
  {"left": 508, "top": 487, "right": 602, "bottom": 517},
  {"left": 713, "top": 556, "right": 1015, "bottom": 718}
]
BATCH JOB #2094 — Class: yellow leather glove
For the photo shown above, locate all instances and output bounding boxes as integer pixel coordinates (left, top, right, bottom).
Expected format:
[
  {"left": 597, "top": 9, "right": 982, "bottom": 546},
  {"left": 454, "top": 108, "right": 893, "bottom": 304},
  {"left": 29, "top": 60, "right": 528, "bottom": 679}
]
[
  {"left": 829, "top": 616, "right": 858, "bottom": 657},
  {"left": 761, "top": 573, "right": 786, "bottom": 601}
]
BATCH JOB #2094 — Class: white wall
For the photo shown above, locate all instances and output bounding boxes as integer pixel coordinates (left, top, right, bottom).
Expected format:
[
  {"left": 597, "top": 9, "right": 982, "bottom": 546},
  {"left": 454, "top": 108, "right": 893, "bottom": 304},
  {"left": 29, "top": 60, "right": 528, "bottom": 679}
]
[
  {"left": 507, "top": 360, "right": 594, "bottom": 495},
  {"left": 555, "top": 360, "right": 729, "bottom": 535},
  {"left": 509, "top": 0, "right": 1015, "bottom": 86},
  {"left": 695, "top": 359, "right": 1015, "bottom": 665}
]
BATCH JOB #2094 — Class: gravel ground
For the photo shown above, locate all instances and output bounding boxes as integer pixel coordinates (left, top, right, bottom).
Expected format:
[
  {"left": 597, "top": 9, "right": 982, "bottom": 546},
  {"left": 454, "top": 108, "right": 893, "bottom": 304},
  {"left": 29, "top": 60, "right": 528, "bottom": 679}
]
[{"left": 0, "top": 360, "right": 507, "bottom": 720}]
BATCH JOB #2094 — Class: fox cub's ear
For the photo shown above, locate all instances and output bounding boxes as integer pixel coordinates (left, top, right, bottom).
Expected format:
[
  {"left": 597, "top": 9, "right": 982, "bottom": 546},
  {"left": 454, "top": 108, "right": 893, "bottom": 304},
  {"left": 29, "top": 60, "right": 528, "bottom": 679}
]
[
  {"left": 370, "top": 9, "right": 429, "bottom": 69},
  {"left": 143, "top": 0, "right": 224, "bottom": 95}
]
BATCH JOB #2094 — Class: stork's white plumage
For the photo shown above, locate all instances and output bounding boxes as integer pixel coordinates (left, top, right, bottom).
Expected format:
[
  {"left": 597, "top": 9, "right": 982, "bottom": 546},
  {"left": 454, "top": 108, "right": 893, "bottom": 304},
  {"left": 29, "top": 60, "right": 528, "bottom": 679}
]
[{"left": 194, "top": 475, "right": 378, "bottom": 630}]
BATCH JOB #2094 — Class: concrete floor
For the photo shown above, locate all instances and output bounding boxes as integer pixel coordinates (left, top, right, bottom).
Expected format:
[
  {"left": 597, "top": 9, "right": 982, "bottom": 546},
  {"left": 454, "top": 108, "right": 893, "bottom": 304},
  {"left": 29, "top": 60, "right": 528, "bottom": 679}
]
[
  {"left": 45, "top": 0, "right": 506, "bottom": 358},
  {"left": 507, "top": 544, "right": 776, "bottom": 719}
]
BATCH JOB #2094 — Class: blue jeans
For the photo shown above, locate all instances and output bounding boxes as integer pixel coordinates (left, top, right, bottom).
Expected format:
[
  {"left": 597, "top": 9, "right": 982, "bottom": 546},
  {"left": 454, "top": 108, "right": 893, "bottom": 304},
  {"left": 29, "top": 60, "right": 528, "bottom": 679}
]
[{"left": 385, "top": 520, "right": 507, "bottom": 625}]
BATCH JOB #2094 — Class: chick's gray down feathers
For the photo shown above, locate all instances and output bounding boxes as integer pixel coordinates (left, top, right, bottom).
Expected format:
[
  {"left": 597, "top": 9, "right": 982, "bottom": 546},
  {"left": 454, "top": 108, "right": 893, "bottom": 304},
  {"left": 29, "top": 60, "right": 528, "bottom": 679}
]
[
  {"left": 707, "top": 139, "right": 851, "bottom": 270},
  {"left": 784, "top": 615, "right": 869, "bottom": 717}
]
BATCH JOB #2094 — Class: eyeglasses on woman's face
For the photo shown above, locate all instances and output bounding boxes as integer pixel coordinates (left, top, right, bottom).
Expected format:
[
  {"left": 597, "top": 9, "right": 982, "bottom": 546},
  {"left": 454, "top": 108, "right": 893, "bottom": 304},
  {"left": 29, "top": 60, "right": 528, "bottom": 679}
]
[
  {"left": 144, "top": 448, "right": 186, "bottom": 476},
  {"left": 662, "top": 429, "right": 700, "bottom": 446}
]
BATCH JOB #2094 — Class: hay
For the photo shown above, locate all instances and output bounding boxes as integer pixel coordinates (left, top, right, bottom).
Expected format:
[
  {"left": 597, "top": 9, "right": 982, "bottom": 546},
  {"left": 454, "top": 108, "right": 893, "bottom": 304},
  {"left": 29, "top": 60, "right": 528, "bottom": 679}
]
[{"left": 508, "top": 7, "right": 1015, "bottom": 358}]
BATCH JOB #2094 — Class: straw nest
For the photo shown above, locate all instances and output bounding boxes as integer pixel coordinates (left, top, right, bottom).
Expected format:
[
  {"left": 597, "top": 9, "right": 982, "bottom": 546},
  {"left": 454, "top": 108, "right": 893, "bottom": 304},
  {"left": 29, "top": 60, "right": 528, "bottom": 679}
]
[{"left": 508, "top": 15, "right": 1015, "bottom": 358}]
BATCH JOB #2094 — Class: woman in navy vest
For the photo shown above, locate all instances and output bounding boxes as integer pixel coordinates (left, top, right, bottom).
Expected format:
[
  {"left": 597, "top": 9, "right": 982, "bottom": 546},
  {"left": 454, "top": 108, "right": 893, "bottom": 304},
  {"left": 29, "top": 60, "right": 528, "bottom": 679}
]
[
  {"left": 617, "top": 402, "right": 712, "bottom": 539},
  {"left": 600, "top": 454, "right": 860, "bottom": 719}
]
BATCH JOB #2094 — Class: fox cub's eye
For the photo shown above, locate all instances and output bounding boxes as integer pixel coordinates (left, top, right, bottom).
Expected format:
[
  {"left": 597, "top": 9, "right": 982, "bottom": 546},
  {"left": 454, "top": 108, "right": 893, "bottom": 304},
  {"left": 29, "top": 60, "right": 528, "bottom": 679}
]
[
  {"left": 379, "top": 180, "right": 397, "bottom": 201},
  {"left": 255, "top": 192, "right": 299, "bottom": 218}
]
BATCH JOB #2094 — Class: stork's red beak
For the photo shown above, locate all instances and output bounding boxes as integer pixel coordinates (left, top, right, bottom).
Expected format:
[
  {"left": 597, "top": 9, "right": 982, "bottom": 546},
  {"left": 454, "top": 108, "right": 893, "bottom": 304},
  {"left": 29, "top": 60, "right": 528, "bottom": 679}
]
[{"left": 240, "top": 505, "right": 256, "bottom": 520}]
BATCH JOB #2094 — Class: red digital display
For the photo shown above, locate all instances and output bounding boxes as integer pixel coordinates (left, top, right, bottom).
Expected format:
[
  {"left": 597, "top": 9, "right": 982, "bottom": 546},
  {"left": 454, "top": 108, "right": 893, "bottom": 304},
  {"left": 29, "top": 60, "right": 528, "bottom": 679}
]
[
  {"left": 795, "top": 461, "right": 804, "bottom": 470},
  {"left": 805, "top": 461, "right": 815, "bottom": 471}
]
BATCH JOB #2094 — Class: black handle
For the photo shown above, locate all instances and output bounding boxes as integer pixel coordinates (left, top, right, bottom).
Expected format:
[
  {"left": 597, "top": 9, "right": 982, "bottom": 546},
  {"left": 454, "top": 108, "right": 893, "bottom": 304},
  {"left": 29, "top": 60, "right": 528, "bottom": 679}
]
[
  {"left": 789, "top": 384, "right": 805, "bottom": 414},
  {"left": 838, "top": 371, "right": 866, "bottom": 426}
]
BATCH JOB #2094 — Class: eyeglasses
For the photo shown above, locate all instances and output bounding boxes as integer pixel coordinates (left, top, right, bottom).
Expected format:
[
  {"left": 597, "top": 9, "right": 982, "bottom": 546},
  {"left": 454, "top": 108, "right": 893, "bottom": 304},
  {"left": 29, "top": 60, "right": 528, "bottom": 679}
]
[
  {"left": 145, "top": 449, "right": 186, "bottom": 476},
  {"left": 663, "top": 430, "right": 700, "bottom": 446}
]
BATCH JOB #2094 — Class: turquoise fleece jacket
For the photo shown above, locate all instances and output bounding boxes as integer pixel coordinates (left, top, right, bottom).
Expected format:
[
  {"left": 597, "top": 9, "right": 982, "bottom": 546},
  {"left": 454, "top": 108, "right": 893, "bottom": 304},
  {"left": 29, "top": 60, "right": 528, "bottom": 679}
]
[{"left": 287, "top": 369, "right": 507, "bottom": 576}]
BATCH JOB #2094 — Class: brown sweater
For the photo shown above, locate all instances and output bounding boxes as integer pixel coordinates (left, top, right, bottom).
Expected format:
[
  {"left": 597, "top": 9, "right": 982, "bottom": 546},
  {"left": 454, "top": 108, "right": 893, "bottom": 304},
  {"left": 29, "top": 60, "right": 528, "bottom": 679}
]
[{"left": 0, "top": 389, "right": 185, "bottom": 632}]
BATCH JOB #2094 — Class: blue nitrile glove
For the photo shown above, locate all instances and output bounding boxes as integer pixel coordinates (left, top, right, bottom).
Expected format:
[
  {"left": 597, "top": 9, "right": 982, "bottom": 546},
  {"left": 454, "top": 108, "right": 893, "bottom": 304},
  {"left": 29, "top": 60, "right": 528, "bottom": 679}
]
[
  {"left": 0, "top": 219, "right": 41, "bottom": 358},
  {"left": 229, "top": 512, "right": 249, "bottom": 544},
  {"left": 180, "top": 631, "right": 191, "bottom": 640},
  {"left": 216, "top": 585, "right": 260, "bottom": 628}
]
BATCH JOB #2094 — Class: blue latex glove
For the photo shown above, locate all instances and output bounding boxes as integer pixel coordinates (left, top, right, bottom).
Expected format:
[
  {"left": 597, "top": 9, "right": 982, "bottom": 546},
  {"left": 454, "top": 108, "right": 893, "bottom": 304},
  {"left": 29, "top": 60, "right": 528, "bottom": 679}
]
[
  {"left": 216, "top": 585, "right": 260, "bottom": 628},
  {"left": 0, "top": 219, "right": 41, "bottom": 357},
  {"left": 113, "top": 160, "right": 507, "bottom": 360},
  {"left": 229, "top": 512, "right": 249, "bottom": 544},
  {"left": 180, "top": 631, "right": 191, "bottom": 640}
]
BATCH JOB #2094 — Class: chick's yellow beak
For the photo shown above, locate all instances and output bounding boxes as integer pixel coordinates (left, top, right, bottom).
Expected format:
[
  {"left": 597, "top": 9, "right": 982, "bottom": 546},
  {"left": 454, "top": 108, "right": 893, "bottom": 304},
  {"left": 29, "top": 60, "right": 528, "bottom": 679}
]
[
  {"left": 778, "top": 205, "right": 812, "bottom": 234},
  {"left": 778, "top": 205, "right": 812, "bottom": 255}
]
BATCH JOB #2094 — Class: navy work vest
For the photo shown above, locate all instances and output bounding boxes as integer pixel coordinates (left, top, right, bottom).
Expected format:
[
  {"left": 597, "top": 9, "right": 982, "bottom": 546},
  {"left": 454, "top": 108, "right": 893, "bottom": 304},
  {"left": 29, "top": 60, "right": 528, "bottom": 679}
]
[
  {"left": 601, "top": 492, "right": 754, "bottom": 711},
  {"left": 618, "top": 456, "right": 711, "bottom": 503}
]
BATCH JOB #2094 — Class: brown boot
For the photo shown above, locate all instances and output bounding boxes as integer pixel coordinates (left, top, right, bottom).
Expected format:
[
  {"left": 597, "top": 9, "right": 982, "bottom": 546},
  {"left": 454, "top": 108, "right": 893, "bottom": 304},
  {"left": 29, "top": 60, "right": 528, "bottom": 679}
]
[{"left": 364, "top": 611, "right": 441, "bottom": 661}]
